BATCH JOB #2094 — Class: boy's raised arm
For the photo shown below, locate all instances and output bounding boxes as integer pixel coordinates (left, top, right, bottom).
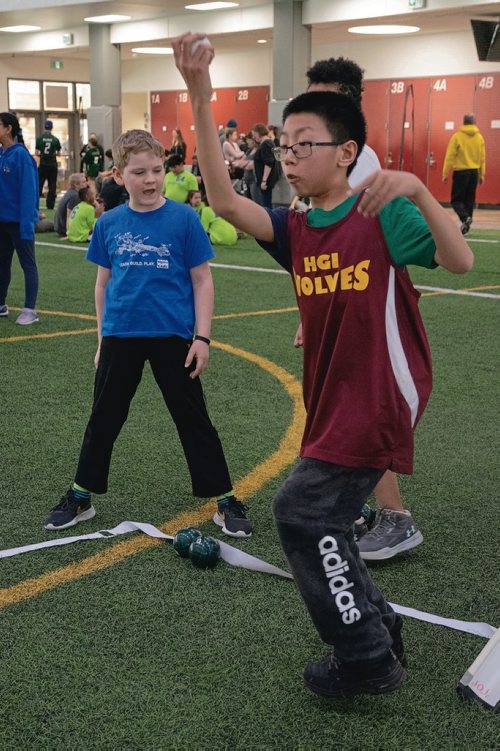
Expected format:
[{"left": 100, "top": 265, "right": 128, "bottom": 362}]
[{"left": 172, "top": 33, "right": 274, "bottom": 242}]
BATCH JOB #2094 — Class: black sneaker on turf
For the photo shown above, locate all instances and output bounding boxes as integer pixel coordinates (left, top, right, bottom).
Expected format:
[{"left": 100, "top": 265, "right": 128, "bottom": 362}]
[
  {"left": 213, "top": 496, "right": 253, "bottom": 538},
  {"left": 45, "top": 488, "right": 96, "bottom": 530},
  {"left": 304, "top": 649, "right": 406, "bottom": 699}
]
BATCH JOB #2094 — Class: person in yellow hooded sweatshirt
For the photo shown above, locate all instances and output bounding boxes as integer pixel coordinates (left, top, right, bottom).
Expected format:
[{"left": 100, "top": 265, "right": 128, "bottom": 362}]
[{"left": 442, "top": 113, "right": 485, "bottom": 235}]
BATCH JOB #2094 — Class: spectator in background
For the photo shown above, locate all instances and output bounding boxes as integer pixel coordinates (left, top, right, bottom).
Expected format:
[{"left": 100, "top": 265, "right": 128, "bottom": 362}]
[
  {"left": 0, "top": 112, "right": 39, "bottom": 325},
  {"left": 242, "top": 132, "right": 259, "bottom": 203},
  {"left": 82, "top": 135, "right": 104, "bottom": 185},
  {"left": 442, "top": 113, "right": 486, "bottom": 235},
  {"left": 163, "top": 154, "right": 198, "bottom": 203},
  {"left": 191, "top": 153, "right": 205, "bottom": 195},
  {"left": 99, "top": 175, "right": 128, "bottom": 212},
  {"left": 96, "top": 149, "right": 114, "bottom": 195},
  {"left": 219, "top": 118, "right": 237, "bottom": 146},
  {"left": 186, "top": 190, "right": 238, "bottom": 245},
  {"left": 67, "top": 185, "right": 103, "bottom": 243},
  {"left": 35, "top": 119, "right": 61, "bottom": 210},
  {"left": 54, "top": 172, "right": 88, "bottom": 238},
  {"left": 170, "top": 128, "right": 187, "bottom": 162},
  {"left": 251, "top": 123, "right": 281, "bottom": 209},
  {"left": 222, "top": 127, "right": 249, "bottom": 181},
  {"left": 267, "top": 125, "right": 280, "bottom": 146},
  {"left": 80, "top": 132, "right": 104, "bottom": 172}
]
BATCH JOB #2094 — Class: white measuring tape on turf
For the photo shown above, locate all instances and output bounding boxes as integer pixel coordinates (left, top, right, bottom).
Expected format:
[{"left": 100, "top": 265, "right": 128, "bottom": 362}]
[{"left": 0, "top": 521, "right": 496, "bottom": 640}]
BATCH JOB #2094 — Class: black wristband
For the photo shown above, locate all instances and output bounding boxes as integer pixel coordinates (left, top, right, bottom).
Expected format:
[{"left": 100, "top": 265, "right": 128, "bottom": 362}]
[{"left": 194, "top": 335, "right": 211, "bottom": 345}]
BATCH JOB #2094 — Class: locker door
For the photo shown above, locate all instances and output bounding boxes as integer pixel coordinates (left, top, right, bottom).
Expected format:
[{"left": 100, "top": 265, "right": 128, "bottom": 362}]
[
  {"left": 210, "top": 87, "right": 238, "bottom": 134},
  {"left": 150, "top": 91, "right": 178, "bottom": 153},
  {"left": 234, "top": 86, "right": 269, "bottom": 135},
  {"left": 386, "top": 78, "right": 431, "bottom": 182},
  {"left": 427, "top": 75, "right": 476, "bottom": 202},
  {"left": 362, "top": 80, "right": 389, "bottom": 168},
  {"left": 474, "top": 73, "right": 500, "bottom": 205}
]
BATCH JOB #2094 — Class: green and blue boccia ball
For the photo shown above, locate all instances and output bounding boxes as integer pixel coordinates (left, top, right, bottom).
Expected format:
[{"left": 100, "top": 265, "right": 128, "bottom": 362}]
[
  {"left": 173, "top": 528, "right": 202, "bottom": 558},
  {"left": 189, "top": 535, "right": 221, "bottom": 569}
]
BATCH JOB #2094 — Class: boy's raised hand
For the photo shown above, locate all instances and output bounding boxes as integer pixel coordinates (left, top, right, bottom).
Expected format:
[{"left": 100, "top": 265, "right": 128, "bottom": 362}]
[
  {"left": 172, "top": 33, "right": 214, "bottom": 103},
  {"left": 185, "top": 339, "right": 209, "bottom": 379},
  {"left": 348, "top": 169, "right": 424, "bottom": 217}
]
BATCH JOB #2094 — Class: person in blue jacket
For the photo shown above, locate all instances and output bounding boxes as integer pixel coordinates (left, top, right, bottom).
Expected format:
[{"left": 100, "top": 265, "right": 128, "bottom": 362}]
[{"left": 0, "top": 112, "right": 40, "bottom": 325}]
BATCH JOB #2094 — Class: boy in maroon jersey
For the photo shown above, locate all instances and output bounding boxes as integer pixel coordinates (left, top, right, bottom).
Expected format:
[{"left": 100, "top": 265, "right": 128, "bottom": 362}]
[{"left": 173, "top": 34, "right": 473, "bottom": 699}]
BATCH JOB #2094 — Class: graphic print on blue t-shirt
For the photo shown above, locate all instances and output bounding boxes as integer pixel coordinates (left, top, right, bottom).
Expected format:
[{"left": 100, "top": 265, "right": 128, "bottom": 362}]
[{"left": 114, "top": 232, "right": 171, "bottom": 269}]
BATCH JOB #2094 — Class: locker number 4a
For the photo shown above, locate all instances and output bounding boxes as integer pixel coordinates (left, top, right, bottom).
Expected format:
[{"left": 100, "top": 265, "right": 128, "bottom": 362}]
[{"left": 433, "top": 79, "right": 447, "bottom": 91}]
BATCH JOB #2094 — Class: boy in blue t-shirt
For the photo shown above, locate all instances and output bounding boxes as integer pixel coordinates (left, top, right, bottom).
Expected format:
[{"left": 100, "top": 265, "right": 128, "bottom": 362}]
[{"left": 45, "top": 129, "right": 252, "bottom": 539}]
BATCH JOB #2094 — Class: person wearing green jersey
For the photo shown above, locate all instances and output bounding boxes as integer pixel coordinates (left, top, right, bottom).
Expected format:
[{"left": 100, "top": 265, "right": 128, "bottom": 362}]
[{"left": 35, "top": 120, "right": 61, "bottom": 209}]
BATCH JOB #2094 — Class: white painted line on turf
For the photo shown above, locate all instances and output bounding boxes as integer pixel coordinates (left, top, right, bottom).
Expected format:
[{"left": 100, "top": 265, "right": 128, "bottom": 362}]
[
  {"left": 35, "top": 242, "right": 500, "bottom": 299},
  {"left": 416, "top": 285, "right": 500, "bottom": 300},
  {"left": 1, "top": 521, "right": 495, "bottom": 639}
]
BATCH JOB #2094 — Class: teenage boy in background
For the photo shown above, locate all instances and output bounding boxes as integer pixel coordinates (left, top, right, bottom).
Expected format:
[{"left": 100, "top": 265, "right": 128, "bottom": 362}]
[
  {"left": 173, "top": 34, "right": 473, "bottom": 699},
  {"left": 45, "top": 129, "right": 252, "bottom": 539}
]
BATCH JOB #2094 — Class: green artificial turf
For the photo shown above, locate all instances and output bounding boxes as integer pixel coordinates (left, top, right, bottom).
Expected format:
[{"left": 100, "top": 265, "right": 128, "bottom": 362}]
[{"left": 0, "top": 229, "right": 499, "bottom": 750}]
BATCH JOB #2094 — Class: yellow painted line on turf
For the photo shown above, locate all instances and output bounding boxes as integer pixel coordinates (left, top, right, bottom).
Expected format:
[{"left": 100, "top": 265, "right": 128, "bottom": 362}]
[
  {"left": 0, "top": 328, "right": 97, "bottom": 344},
  {"left": 0, "top": 341, "right": 305, "bottom": 610}
]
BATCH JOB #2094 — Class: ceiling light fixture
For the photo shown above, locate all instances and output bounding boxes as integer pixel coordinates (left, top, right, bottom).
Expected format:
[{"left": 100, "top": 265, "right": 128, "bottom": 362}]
[
  {"left": 0, "top": 25, "right": 41, "bottom": 32},
  {"left": 185, "top": 2, "right": 239, "bottom": 10},
  {"left": 348, "top": 24, "right": 420, "bottom": 35},
  {"left": 257, "top": 39, "right": 267, "bottom": 43},
  {"left": 132, "top": 47, "right": 174, "bottom": 55},
  {"left": 84, "top": 14, "right": 132, "bottom": 23}
]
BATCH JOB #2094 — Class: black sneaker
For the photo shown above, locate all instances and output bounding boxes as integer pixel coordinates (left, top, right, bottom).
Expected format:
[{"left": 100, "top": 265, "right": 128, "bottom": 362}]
[
  {"left": 460, "top": 217, "right": 472, "bottom": 235},
  {"left": 304, "top": 649, "right": 406, "bottom": 699},
  {"left": 45, "top": 488, "right": 96, "bottom": 530},
  {"left": 213, "top": 496, "right": 253, "bottom": 538}
]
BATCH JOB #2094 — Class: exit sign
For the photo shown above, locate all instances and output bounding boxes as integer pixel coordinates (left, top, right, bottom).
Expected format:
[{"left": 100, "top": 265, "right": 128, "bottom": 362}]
[
  {"left": 50, "top": 60, "right": 64, "bottom": 70},
  {"left": 409, "top": 0, "right": 426, "bottom": 7}
]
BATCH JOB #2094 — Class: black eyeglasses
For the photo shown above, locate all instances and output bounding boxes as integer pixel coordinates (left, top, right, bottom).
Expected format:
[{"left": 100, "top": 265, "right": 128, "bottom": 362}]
[{"left": 272, "top": 140, "right": 345, "bottom": 161}]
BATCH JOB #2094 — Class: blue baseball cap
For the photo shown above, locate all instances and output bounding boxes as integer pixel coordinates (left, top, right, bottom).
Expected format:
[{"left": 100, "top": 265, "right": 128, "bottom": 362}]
[{"left": 44, "top": 120, "right": 53, "bottom": 129}]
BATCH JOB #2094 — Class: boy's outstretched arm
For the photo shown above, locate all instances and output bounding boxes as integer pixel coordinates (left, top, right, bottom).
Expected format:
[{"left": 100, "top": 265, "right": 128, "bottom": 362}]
[
  {"left": 172, "top": 33, "right": 274, "bottom": 242},
  {"left": 349, "top": 170, "right": 474, "bottom": 273}
]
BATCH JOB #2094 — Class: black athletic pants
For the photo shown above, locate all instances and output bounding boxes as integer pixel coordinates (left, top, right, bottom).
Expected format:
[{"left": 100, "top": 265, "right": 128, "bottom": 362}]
[
  {"left": 75, "top": 336, "right": 232, "bottom": 497},
  {"left": 38, "top": 163, "right": 58, "bottom": 209},
  {"left": 451, "top": 168, "right": 478, "bottom": 222},
  {"left": 274, "top": 458, "right": 397, "bottom": 663}
]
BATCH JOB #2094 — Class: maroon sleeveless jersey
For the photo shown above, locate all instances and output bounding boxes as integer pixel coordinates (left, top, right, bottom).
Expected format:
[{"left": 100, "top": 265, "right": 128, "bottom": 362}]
[{"left": 288, "top": 201, "right": 432, "bottom": 474}]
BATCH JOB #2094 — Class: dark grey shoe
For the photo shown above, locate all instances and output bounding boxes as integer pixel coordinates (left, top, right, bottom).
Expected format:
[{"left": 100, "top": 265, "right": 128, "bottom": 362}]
[{"left": 357, "top": 508, "right": 423, "bottom": 561}]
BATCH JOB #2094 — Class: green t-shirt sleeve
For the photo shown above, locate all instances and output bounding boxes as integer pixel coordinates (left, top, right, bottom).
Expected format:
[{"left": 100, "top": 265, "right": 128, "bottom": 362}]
[{"left": 379, "top": 196, "right": 437, "bottom": 269}]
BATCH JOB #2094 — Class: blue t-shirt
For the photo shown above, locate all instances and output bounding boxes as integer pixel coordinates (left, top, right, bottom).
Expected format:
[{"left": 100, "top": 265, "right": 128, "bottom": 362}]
[{"left": 86, "top": 200, "right": 215, "bottom": 338}]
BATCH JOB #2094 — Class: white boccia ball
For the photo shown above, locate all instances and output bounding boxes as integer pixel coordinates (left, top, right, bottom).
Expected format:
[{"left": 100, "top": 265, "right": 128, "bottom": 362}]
[{"left": 191, "top": 37, "right": 210, "bottom": 55}]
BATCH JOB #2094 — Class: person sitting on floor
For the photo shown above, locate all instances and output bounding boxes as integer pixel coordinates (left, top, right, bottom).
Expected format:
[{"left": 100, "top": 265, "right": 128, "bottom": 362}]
[{"left": 67, "top": 185, "right": 103, "bottom": 243}]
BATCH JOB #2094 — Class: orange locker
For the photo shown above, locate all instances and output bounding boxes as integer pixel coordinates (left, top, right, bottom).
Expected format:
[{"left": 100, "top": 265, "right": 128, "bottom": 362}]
[
  {"left": 386, "top": 78, "right": 431, "bottom": 185},
  {"left": 234, "top": 86, "right": 270, "bottom": 134},
  {"left": 427, "top": 75, "right": 476, "bottom": 202},
  {"left": 210, "top": 87, "right": 238, "bottom": 133},
  {"left": 474, "top": 73, "right": 500, "bottom": 205},
  {"left": 176, "top": 91, "right": 197, "bottom": 161},
  {"left": 359, "top": 80, "right": 389, "bottom": 168},
  {"left": 150, "top": 90, "right": 178, "bottom": 152}
]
